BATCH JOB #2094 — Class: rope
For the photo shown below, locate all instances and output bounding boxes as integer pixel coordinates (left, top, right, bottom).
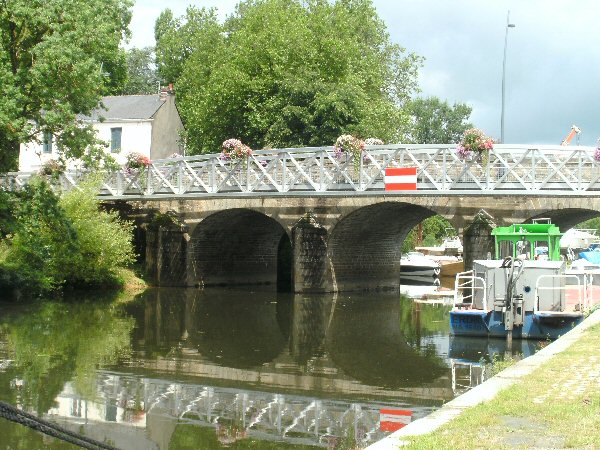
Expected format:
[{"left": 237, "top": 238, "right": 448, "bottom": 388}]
[{"left": 0, "top": 401, "right": 119, "bottom": 449}]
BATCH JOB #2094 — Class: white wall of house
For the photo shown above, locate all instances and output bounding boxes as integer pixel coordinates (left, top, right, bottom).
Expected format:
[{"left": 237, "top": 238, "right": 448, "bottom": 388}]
[{"left": 18, "top": 120, "right": 153, "bottom": 172}]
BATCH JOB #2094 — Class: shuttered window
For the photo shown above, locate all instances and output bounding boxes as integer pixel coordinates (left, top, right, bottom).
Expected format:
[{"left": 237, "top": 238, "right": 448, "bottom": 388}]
[
  {"left": 111, "top": 127, "right": 122, "bottom": 153},
  {"left": 42, "top": 132, "right": 53, "bottom": 154}
]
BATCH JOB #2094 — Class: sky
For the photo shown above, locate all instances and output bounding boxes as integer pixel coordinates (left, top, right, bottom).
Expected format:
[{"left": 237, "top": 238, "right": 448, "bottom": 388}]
[{"left": 128, "top": 0, "right": 600, "bottom": 146}]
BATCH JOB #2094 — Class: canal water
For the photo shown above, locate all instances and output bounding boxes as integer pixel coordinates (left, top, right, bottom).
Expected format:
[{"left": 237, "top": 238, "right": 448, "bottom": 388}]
[{"left": 0, "top": 287, "right": 542, "bottom": 449}]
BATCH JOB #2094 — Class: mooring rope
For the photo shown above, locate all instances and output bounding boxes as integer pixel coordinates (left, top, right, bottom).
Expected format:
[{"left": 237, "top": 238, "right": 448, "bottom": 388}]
[{"left": 0, "top": 401, "right": 119, "bottom": 449}]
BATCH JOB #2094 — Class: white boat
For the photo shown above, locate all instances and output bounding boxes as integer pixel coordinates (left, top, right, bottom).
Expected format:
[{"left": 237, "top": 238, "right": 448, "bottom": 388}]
[
  {"left": 440, "top": 235, "right": 463, "bottom": 256},
  {"left": 560, "top": 228, "right": 598, "bottom": 258},
  {"left": 566, "top": 248, "right": 600, "bottom": 286},
  {"left": 400, "top": 252, "right": 441, "bottom": 279}
]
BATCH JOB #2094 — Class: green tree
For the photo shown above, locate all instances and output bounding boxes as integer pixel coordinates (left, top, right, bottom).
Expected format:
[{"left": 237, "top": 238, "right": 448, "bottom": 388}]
[
  {"left": 0, "top": 0, "right": 132, "bottom": 171},
  {"left": 156, "top": 0, "right": 422, "bottom": 154},
  {"left": 576, "top": 217, "right": 600, "bottom": 236},
  {"left": 0, "top": 179, "right": 78, "bottom": 293},
  {"left": 123, "top": 47, "right": 160, "bottom": 95},
  {"left": 0, "top": 176, "right": 135, "bottom": 296},
  {"left": 59, "top": 176, "right": 136, "bottom": 287},
  {"left": 402, "top": 215, "right": 455, "bottom": 253},
  {"left": 406, "top": 96, "right": 473, "bottom": 144},
  {"left": 154, "top": 7, "right": 222, "bottom": 87}
]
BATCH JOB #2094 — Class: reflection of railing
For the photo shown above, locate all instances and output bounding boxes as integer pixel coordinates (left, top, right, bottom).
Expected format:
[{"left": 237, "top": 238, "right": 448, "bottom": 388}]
[
  {"left": 2, "top": 145, "right": 599, "bottom": 198},
  {"left": 48, "top": 372, "right": 406, "bottom": 448},
  {"left": 450, "top": 360, "right": 486, "bottom": 396}
]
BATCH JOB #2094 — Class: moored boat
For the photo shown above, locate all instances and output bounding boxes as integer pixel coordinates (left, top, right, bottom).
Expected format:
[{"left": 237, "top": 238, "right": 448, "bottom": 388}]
[
  {"left": 400, "top": 251, "right": 441, "bottom": 279},
  {"left": 450, "top": 223, "right": 587, "bottom": 340}
]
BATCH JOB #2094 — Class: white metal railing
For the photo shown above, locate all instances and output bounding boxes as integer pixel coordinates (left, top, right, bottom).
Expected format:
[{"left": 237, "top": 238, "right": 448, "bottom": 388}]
[
  {"left": 2, "top": 144, "right": 599, "bottom": 198},
  {"left": 453, "top": 270, "right": 488, "bottom": 311},
  {"left": 534, "top": 274, "right": 585, "bottom": 314}
]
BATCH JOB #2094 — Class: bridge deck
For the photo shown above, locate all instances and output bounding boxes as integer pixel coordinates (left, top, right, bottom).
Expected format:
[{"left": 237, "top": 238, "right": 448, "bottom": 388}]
[{"left": 2, "top": 144, "right": 599, "bottom": 199}]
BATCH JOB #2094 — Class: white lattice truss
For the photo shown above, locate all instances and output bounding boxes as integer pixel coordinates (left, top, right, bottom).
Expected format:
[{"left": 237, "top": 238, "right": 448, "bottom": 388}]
[{"left": 3, "top": 145, "right": 599, "bottom": 198}]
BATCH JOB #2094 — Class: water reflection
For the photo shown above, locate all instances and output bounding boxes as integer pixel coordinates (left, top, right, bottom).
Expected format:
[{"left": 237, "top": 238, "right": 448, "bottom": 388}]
[{"left": 0, "top": 289, "right": 534, "bottom": 449}]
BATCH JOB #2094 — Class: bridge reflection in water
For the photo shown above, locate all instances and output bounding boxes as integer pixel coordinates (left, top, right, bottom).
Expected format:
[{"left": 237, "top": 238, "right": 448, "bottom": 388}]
[{"left": 0, "top": 289, "right": 535, "bottom": 448}]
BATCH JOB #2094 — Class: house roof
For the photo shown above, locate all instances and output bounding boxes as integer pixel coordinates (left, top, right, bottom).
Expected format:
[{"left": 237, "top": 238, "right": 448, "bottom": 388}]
[{"left": 83, "top": 95, "right": 167, "bottom": 121}]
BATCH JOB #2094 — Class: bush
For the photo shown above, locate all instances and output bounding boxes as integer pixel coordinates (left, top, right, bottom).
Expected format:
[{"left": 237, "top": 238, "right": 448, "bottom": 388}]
[
  {"left": 0, "top": 176, "right": 136, "bottom": 297},
  {"left": 59, "top": 176, "right": 136, "bottom": 287},
  {"left": 0, "top": 178, "right": 78, "bottom": 294}
]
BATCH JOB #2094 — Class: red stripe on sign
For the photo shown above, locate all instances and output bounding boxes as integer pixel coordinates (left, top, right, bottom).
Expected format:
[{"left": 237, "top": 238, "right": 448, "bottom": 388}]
[
  {"left": 385, "top": 167, "right": 417, "bottom": 177},
  {"left": 379, "top": 409, "right": 412, "bottom": 432},
  {"left": 385, "top": 183, "right": 417, "bottom": 191},
  {"left": 380, "top": 421, "right": 407, "bottom": 432},
  {"left": 380, "top": 409, "right": 412, "bottom": 416}
]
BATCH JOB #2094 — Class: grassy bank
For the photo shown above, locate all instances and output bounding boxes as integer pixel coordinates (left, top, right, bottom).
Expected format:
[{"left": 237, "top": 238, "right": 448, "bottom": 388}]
[{"left": 400, "top": 322, "right": 600, "bottom": 449}]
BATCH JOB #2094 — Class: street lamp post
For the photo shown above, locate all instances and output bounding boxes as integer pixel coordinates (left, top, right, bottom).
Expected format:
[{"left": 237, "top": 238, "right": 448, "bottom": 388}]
[{"left": 501, "top": 11, "right": 515, "bottom": 144}]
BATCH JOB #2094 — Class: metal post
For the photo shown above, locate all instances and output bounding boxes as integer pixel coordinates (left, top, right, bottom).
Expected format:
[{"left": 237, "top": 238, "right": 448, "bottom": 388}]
[{"left": 501, "top": 11, "right": 516, "bottom": 144}]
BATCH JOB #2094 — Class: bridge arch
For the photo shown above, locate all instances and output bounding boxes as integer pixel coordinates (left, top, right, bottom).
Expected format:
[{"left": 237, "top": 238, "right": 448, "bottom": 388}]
[
  {"left": 530, "top": 207, "right": 600, "bottom": 232},
  {"left": 188, "top": 208, "right": 291, "bottom": 288},
  {"left": 327, "top": 202, "right": 436, "bottom": 291}
]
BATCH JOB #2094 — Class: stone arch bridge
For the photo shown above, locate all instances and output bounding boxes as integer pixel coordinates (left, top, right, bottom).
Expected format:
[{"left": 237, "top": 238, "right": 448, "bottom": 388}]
[{"left": 3, "top": 144, "right": 600, "bottom": 292}]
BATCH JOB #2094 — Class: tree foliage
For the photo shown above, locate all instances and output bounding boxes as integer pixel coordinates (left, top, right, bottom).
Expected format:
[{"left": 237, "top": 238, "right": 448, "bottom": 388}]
[
  {"left": 155, "top": 0, "right": 422, "bottom": 154},
  {"left": 0, "top": 177, "right": 135, "bottom": 296},
  {"left": 123, "top": 46, "right": 160, "bottom": 95},
  {"left": 402, "top": 215, "right": 455, "bottom": 253},
  {"left": 577, "top": 217, "right": 600, "bottom": 236},
  {"left": 0, "top": 0, "right": 132, "bottom": 171},
  {"left": 406, "top": 97, "right": 473, "bottom": 144}
]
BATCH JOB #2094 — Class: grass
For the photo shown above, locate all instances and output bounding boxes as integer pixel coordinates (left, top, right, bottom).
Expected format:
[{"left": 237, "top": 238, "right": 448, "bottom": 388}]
[
  {"left": 398, "top": 323, "right": 600, "bottom": 449},
  {"left": 484, "top": 354, "right": 519, "bottom": 377},
  {"left": 116, "top": 266, "right": 147, "bottom": 294}
]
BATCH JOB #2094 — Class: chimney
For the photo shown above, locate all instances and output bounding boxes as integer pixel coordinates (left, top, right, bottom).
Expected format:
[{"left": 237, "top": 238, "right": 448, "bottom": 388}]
[{"left": 159, "top": 83, "right": 175, "bottom": 100}]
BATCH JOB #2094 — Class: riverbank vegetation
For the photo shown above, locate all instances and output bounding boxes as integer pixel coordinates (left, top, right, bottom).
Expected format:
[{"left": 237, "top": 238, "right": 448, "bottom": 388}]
[{"left": 0, "top": 177, "right": 139, "bottom": 299}]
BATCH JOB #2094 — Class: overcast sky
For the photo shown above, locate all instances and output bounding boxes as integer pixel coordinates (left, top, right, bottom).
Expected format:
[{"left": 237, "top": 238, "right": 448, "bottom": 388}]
[{"left": 128, "top": 0, "right": 600, "bottom": 146}]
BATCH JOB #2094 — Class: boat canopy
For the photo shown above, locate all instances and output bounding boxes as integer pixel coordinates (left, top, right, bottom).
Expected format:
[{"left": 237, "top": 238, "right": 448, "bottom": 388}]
[
  {"left": 579, "top": 250, "right": 600, "bottom": 264},
  {"left": 492, "top": 223, "right": 562, "bottom": 261}
]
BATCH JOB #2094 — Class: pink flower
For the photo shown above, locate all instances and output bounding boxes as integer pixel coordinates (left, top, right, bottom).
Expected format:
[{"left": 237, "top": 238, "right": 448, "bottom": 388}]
[
  {"left": 126, "top": 152, "right": 152, "bottom": 169},
  {"left": 457, "top": 128, "right": 494, "bottom": 160},
  {"left": 221, "top": 139, "right": 252, "bottom": 161}
]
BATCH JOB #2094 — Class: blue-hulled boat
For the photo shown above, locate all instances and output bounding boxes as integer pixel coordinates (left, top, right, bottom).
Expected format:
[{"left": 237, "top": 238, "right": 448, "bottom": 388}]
[{"left": 450, "top": 223, "right": 586, "bottom": 340}]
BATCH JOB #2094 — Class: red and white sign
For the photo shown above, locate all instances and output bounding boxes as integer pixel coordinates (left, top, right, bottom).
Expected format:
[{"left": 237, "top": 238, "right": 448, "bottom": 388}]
[
  {"left": 384, "top": 167, "right": 417, "bottom": 191},
  {"left": 379, "top": 409, "right": 412, "bottom": 432}
]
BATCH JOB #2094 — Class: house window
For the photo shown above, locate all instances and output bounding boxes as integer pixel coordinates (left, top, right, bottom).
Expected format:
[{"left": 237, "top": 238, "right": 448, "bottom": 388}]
[
  {"left": 42, "top": 132, "right": 53, "bottom": 154},
  {"left": 110, "top": 127, "right": 122, "bottom": 153}
]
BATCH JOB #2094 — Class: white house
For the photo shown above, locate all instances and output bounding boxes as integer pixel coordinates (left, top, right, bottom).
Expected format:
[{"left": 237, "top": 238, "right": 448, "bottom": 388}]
[{"left": 19, "top": 89, "right": 184, "bottom": 172}]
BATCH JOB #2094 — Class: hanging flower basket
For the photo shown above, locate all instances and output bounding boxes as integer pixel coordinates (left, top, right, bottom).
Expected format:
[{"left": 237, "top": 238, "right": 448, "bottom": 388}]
[
  {"left": 334, "top": 134, "right": 365, "bottom": 170},
  {"left": 125, "top": 152, "right": 152, "bottom": 172},
  {"left": 594, "top": 147, "right": 600, "bottom": 162},
  {"left": 456, "top": 128, "right": 494, "bottom": 164},
  {"left": 221, "top": 138, "right": 252, "bottom": 162},
  {"left": 38, "top": 159, "right": 65, "bottom": 177}
]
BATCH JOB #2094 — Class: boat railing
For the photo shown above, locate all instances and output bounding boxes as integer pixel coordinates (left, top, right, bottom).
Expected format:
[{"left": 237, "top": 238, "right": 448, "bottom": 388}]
[
  {"left": 453, "top": 270, "right": 488, "bottom": 312},
  {"left": 534, "top": 274, "right": 585, "bottom": 314}
]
